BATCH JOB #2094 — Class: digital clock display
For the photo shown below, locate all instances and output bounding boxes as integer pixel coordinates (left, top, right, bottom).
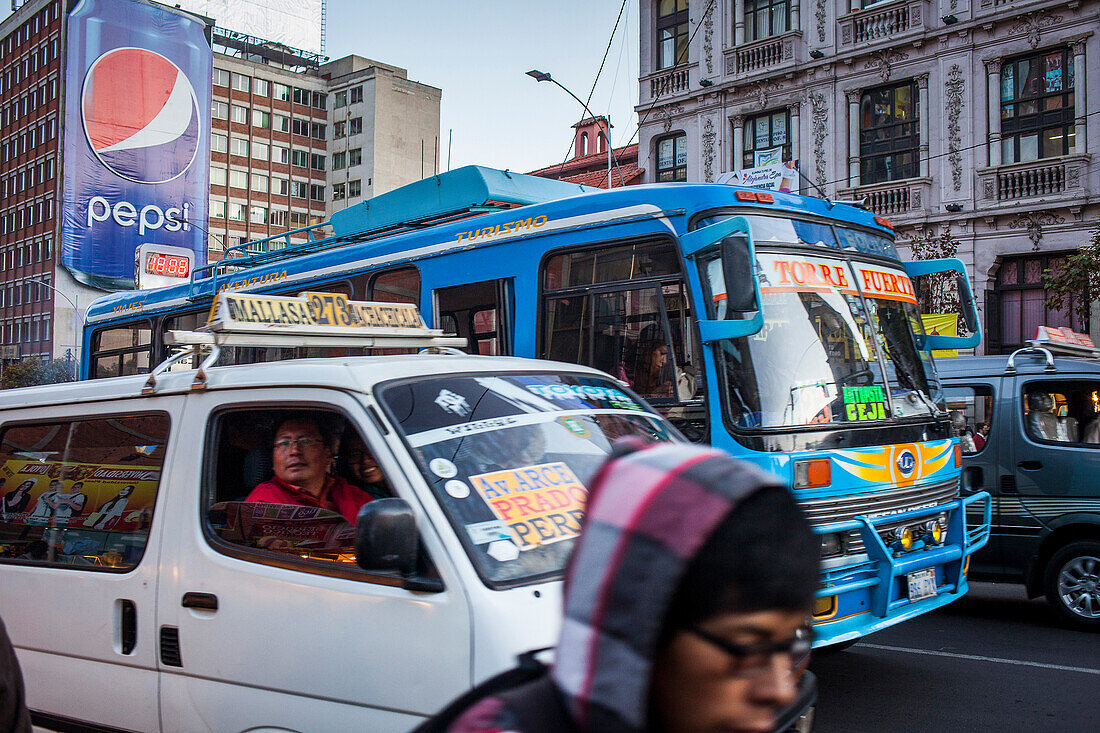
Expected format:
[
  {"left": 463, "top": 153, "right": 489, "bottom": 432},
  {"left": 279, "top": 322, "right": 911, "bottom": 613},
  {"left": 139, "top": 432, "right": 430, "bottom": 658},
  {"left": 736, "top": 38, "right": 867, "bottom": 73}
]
[{"left": 145, "top": 252, "right": 190, "bottom": 278}]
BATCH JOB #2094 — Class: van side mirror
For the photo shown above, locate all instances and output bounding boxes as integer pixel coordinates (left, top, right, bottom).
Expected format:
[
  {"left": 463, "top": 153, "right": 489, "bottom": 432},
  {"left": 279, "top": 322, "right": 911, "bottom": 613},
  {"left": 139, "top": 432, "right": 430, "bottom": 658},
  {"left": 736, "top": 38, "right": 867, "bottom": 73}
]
[
  {"left": 721, "top": 234, "right": 756, "bottom": 314},
  {"left": 355, "top": 498, "right": 418, "bottom": 576}
]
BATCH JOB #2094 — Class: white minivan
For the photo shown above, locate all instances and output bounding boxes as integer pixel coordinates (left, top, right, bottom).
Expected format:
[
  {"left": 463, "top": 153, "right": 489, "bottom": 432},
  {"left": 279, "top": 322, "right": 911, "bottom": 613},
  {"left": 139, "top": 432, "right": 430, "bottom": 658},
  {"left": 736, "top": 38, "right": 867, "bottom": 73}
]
[{"left": 0, "top": 344, "right": 679, "bottom": 731}]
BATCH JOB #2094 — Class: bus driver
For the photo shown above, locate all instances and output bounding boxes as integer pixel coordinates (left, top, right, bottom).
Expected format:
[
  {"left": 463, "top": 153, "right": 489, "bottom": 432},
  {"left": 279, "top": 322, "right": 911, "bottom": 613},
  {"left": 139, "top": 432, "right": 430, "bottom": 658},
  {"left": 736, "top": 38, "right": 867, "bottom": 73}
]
[{"left": 246, "top": 415, "right": 375, "bottom": 524}]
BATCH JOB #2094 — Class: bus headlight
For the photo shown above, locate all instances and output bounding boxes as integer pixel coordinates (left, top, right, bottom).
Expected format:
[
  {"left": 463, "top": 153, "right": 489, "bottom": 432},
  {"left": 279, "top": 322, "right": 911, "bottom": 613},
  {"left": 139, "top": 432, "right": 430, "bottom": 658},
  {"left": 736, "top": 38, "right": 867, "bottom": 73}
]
[
  {"left": 820, "top": 532, "right": 844, "bottom": 557},
  {"left": 894, "top": 526, "right": 916, "bottom": 551},
  {"left": 925, "top": 519, "right": 945, "bottom": 544}
]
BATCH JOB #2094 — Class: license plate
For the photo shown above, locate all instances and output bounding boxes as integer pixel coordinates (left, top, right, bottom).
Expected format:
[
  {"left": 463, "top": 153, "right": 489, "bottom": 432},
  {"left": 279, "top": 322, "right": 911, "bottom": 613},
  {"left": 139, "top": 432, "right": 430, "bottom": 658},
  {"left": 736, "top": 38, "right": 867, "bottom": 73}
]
[{"left": 907, "top": 568, "right": 937, "bottom": 602}]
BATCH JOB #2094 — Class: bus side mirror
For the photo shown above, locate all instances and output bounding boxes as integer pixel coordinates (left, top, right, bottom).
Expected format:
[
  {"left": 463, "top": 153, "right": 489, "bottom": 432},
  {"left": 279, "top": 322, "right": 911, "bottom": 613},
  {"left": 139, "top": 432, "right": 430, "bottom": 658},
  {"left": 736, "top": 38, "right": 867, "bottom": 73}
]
[
  {"left": 956, "top": 273, "right": 978, "bottom": 333},
  {"left": 356, "top": 498, "right": 418, "bottom": 576},
  {"left": 903, "top": 258, "right": 982, "bottom": 349},
  {"left": 721, "top": 234, "right": 756, "bottom": 314}
]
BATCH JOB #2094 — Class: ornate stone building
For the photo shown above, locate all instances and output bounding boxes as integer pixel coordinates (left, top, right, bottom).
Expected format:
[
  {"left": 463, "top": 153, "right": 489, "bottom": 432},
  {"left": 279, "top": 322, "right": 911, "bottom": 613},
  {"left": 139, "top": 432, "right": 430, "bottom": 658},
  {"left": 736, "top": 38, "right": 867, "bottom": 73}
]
[{"left": 637, "top": 0, "right": 1098, "bottom": 353}]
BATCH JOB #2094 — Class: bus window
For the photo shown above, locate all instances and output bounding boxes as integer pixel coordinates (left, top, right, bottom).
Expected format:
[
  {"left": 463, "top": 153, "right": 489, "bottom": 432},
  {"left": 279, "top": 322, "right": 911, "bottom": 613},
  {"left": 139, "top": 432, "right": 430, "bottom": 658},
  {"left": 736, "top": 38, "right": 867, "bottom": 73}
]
[
  {"left": 435, "top": 280, "right": 511, "bottom": 356},
  {"left": 369, "top": 267, "right": 420, "bottom": 305},
  {"left": 162, "top": 311, "right": 206, "bottom": 371},
  {"left": 541, "top": 240, "right": 705, "bottom": 439},
  {"left": 91, "top": 322, "right": 153, "bottom": 379},
  {"left": 368, "top": 267, "right": 420, "bottom": 355}
]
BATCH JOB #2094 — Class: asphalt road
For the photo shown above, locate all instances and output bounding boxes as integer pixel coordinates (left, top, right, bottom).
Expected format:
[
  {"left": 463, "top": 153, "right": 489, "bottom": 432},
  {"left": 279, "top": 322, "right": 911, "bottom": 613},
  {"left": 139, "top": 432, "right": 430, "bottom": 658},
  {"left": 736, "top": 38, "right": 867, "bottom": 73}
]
[{"left": 809, "top": 581, "right": 1100, "bottom": 732}]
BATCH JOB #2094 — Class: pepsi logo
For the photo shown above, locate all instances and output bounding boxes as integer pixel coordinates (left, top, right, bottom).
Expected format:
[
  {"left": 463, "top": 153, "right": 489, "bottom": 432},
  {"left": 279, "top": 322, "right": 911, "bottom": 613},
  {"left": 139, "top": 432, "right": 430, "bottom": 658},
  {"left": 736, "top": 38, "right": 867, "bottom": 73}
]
[
  {"left": 896, "top": 449, "right": 917, "bottom": 477},
  {"left": 82, "top": 48, "right": 201, "bottom": 184}
]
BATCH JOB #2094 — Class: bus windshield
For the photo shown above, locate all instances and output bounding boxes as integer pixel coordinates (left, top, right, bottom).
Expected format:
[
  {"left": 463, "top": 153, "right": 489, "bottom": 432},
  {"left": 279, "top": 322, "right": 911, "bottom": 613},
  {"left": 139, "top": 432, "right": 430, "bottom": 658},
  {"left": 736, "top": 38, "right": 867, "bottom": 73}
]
[
  {"left": 378, "top": 373, "right": 674, "bottom": 587},
  {"left": 701, "top": 217, "right": 939, "bottom": 429}
]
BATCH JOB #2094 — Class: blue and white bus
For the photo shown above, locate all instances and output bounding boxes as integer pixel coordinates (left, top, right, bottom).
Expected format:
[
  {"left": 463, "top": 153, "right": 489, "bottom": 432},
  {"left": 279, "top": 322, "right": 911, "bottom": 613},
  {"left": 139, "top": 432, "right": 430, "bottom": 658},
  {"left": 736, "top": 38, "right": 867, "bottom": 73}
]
[{"left": 82, "top": 166, "right": 991, "bottom": 647}]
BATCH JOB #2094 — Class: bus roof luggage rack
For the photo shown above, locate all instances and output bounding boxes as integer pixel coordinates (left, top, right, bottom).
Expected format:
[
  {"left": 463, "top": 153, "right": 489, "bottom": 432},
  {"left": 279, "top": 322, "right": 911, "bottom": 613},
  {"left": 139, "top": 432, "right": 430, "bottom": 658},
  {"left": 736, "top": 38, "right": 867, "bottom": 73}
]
[
  {"left": 189, "top": 166, "right": 590, "bottom": 299},
  {"left": 143, "top": 291, "right": 466, "bottom": 394},
  {"left": 329, "top": 165, "right": 590, "bottom": 239}
]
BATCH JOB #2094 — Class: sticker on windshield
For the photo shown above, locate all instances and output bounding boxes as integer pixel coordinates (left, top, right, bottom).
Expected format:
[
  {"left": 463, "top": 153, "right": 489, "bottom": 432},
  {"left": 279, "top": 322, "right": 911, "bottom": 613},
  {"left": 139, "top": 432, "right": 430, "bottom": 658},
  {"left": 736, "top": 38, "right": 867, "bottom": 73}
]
[
  {"left": 487, "top": 539, "right": 520, "bottom": 562},
  {"left": 466, "top": 519, "right": 512, "bottom": 545},
  {"left": 429, "top": 458, "right": 458, "bottom": 478},
  {"left": 842, "top": 386, "right": 888, "bottom": 421},
  {"left": 445, "top": 480, "right": 470, "bottom": 499},
  {"left": 469, "top": 462, "right": 588, "bottom": 550},
  {"left": 854, "top": 264, "right": 918, "bottom": 305},
  {"left": 524, "top": 383, "right": 643, "bottom": 411},
  {"left": 558, "top": 416, "right": 590, "bottom": 437},
  {"left": 434, "top": 389, "right": 471, "bottom": 416}
]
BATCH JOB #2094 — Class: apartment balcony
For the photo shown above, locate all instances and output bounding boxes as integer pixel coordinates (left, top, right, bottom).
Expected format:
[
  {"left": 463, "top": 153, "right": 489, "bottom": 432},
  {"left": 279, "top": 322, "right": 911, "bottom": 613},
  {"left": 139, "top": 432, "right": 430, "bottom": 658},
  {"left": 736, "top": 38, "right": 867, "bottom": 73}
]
[
  {"left": 837, "top": 177, "right": 931, "bottom": 218},
  {"left": 723, "top": 31, "right": 802, "bottom": 79},
  {"left": 838, "top": 1, "right": 926, "bottom": 49},
  {"left": 976, "top": 154, "right": 1091, "bottom": 206},
  {"left": 641, "top": 62, "right": 697, "bottom": 105}
]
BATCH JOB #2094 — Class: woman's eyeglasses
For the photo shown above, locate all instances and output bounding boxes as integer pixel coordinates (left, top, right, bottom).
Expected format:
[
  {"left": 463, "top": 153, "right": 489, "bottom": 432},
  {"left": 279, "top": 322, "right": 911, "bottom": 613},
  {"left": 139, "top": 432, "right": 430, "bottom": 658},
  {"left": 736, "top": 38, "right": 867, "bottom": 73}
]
[{"left": 688, "top": 625, "right": 812, "bottom": 678}]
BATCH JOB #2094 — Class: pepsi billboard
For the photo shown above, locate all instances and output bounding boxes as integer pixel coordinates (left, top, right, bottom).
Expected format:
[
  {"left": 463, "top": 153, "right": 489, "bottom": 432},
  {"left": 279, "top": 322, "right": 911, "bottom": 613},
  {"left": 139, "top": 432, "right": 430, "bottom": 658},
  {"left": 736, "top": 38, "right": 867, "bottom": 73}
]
[{"left": 62, "top": 0, "right": 212, "bottom": 290}]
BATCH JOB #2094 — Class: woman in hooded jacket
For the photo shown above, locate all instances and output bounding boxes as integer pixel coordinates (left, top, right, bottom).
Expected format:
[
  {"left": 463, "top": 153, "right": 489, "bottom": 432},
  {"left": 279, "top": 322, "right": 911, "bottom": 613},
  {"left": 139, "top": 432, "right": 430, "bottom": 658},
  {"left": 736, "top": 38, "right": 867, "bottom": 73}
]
[{"left": 420, "top": 440, "right": 821, "bottom": 733}]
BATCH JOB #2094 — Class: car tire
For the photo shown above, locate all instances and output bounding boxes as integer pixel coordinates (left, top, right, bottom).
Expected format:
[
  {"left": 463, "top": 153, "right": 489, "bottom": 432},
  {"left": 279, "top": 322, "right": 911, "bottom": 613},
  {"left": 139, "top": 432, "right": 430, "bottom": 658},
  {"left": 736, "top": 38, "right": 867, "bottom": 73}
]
[{"left": 1043, "top": 540, "right": 1100, "bottom": 630}]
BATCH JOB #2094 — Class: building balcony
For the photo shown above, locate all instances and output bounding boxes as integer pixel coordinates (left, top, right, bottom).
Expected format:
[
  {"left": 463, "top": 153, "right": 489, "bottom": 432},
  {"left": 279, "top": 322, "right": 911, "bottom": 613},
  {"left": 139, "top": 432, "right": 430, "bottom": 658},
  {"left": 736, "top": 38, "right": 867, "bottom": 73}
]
[
  {"left": 641, "top": 62, "right": 697, "bottom": 105},
  {"left": 837, "top": 177, "right": 931, "bottom": 218},
  {"left": 976, "top": 154, "right": 1091, "bottom": 206},
  {"left": 838, "top": 1, "right": 926, "bottom": 49},
  {"left": 723, "top": 31, "right": 801, "bottom": 79}
]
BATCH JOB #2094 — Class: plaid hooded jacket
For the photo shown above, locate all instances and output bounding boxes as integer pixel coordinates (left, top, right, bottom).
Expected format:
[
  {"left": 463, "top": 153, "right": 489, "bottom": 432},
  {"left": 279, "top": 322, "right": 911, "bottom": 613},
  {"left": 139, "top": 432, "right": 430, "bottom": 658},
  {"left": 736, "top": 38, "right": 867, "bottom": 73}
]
[{"left": 441, "top": 442, "right": 786, "bottom": 733}]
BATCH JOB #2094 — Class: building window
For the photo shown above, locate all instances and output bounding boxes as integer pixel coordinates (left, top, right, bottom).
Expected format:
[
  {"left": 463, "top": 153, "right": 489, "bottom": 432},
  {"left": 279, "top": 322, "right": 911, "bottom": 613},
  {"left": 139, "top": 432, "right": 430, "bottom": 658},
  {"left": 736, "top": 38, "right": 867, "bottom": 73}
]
[
  {"left": 229, "top": 169, "right": 248, "bottom": 189},
  {"left": 253, "top": 78, "right": 270, "bottom": 97},
  {"left": 742, "top": 110, "right": 791, "bottom": 169},
  {"left": 745, "top": 0, "right": 789, "bottom": 42},
  {"left": 273, "top": 145, "right": 290, "bottom": 164},
  {"left": 350, "top": 86, "right": 363, "bottom": 104},
  {"left": 211, "top": 100, "right": 228, "bottom": 119},
  {"left": 211, "top": 133, "right": 228, "bottom": 153},
  {"left": 251, "top": 174, "right": 268, "bottom": 193},
  {"left": 310, "top": 153, "right": 325, "bottom": 171},
  {"left": 293, "top": 88, "right": 309, "bottom": 105},
  {"left": 333, "top": 151, "right": 346, "bottom": 169},
  {"left": 273, "top": 177, "right": 289, "bottom": 196},
  {"left": 349, "top": 148, "right": 362, "bottom": 166},
  {"left": 229, "top": 137, "right": 249, "bottom": 158},
  {"left": 291, "top": 149, "right": 308, "bottom": 167},
  {"left": 250, "top": 205, "right": 267, "bottom": 224},
  {"left": 989, "top": 253, "right": 1088, "bottom": 354},
  {"left": 228, "top": 203, "right": 247, "bottom": 221},
  {"left": 310, "top": 184, "right": 325, "bottom": 201},
  {"left": 312, "top": 91, "right": 326, "bottom": 110},
  {"left": 656, "top": 133, "right": 687, "bottom": 181},
  {"left": 334, "top": 90, "right": 347, "bottom": 108},
  {"left": 270, "top": 209, "right": 288, "bottom": 227},
  {"left": 333, "top": 120, "right": 346, "bottom": 139},
  {"left": 252, "top": 109, "right": 271, "bottom": 129},
  {"left": 311, "top": 122, "right": 326, "bottom": 140},
  {"left": 656, "top": 0, "right": 688, "bottom": 70},
  {"left": 275, "top": 115, "right": 290, "bottom": 132},
  {"left": 273, "top": 83, "right": 290, "bottom": 101},
  {"left": 292, "top": 118, "right": 310, "bottom": 136},
  {"left": 291, "top": 181, "right": 308, "bottom": 198},
  {"left": 348, "top": 179, "right": 361, "bottom": 198},
  {"left": 213, "top": 68, "right": 230, "bottom": 87},
  {"left": 332, "top": 182, "right": 345, "bottom": 201},
  {"left": 252, "top": 141, "right": 269, "bottom": 162},
  {"left": 1001, "top": 48, "right": 1075, "bottom": 164},
  {"left": 349, "top": 118, "right": 362, "bottom": 135},
  {"left": 231, "top": 74, "right": 250, "bottom": 93},
  {"left": 859, "top": 80, "right": 919, "bottom": 185},
  {"left": 210, "top": 167, "right": 227, "bottom": 186},
  {"left": 209, "top": 198, "right": 226, "bottom": 219}
]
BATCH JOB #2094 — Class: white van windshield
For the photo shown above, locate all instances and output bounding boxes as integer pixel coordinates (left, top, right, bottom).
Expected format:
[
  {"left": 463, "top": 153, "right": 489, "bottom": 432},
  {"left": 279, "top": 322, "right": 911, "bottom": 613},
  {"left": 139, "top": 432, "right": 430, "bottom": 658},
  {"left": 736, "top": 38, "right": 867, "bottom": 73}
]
[{"left": 378, "top": 373, "right": 676, "bottom": 587}]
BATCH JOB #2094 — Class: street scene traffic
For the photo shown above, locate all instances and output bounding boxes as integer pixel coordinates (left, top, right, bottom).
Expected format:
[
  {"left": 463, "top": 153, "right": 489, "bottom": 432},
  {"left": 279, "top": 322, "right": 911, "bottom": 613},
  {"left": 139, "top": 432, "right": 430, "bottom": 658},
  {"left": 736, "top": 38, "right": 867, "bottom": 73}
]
[{"left": 0, "top": 0, "right": 1098, "bottom": 732}]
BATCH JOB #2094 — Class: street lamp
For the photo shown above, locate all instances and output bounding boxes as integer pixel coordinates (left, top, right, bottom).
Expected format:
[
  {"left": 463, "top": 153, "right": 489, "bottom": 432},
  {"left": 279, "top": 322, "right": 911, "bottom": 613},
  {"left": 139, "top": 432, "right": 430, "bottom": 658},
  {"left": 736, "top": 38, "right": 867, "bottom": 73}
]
[
  {"left": 27, "top": 276, "right": 80, "bottom": 366},
  {"left": 526, "top": 69, "right": 622, "bottom": 188}
]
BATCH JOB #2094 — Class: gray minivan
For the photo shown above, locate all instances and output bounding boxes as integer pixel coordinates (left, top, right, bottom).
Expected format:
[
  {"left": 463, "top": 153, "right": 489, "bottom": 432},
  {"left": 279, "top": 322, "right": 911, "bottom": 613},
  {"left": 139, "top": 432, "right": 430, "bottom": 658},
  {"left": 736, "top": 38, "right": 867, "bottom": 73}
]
[{"left": 939, "top": 345, "right": 1100, "bottom": 629}]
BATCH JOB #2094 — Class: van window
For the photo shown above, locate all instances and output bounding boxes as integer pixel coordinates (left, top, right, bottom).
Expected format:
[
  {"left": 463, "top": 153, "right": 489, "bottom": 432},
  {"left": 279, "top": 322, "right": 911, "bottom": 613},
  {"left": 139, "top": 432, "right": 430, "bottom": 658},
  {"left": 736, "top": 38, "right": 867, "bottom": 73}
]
[
  {"left": 944, "top": 385, "right": 994, "bottom": 454},
  {"left": 204, "top": 408, "right": 431, "bottom": 580},
  {"left": 1023, "top": 381, "right": 1100, "bottom": 446},
  {"left": 0, "top": 413, "right": 170, "bottom": 569}
]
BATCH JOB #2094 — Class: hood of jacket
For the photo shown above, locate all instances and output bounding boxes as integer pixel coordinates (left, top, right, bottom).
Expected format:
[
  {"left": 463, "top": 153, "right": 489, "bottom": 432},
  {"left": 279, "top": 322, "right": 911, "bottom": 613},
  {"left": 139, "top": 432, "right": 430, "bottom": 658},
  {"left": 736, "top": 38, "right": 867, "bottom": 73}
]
[{"left": 550, "top": 442, "right": 783, "bottom": 732}]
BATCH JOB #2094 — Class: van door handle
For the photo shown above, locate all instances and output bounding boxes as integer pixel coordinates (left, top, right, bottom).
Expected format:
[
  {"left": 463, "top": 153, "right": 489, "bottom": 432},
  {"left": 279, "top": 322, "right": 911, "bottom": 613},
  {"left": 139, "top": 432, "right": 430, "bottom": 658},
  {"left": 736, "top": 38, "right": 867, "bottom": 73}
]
[
  {"left": 1017, "top": 460, "right": 1042, "bottom": 470},
  {"left": 120, "top": 599, "right": 137, "bottom": 655},
  {"left": 181, "top": 592, "right": 218, "bottom": 611}
]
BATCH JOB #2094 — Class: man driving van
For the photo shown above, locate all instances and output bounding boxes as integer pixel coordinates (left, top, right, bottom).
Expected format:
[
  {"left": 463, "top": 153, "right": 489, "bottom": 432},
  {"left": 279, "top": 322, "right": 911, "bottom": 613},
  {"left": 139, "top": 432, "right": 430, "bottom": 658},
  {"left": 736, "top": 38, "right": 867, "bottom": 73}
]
[{"left": 246, "top": 415, "right": 374, "bottom": 524}]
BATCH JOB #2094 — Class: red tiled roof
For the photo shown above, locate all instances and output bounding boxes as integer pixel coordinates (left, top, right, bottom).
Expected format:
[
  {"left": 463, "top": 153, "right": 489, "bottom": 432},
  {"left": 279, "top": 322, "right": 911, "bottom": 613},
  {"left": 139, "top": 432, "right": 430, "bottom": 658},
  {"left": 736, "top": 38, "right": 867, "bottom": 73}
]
[{"left": 528, "top": 143, "right": 642, "bottom": 189}]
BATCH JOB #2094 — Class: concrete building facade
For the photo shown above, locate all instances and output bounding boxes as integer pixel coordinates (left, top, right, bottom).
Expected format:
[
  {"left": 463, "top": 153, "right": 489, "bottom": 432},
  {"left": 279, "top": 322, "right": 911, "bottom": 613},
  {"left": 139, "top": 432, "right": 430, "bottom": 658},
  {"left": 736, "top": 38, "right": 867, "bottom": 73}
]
[{"left": 637, "top": 0, "right": 1099, "bottom": 353}]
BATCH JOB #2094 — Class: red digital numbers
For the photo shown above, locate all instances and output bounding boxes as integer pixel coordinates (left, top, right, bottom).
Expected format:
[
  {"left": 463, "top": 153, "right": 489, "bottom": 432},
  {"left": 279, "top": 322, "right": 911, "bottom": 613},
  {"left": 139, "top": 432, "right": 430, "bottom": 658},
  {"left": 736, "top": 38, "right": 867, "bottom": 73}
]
[{"left": 146, "top": 253, "right": 189, "bottom": 278}]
